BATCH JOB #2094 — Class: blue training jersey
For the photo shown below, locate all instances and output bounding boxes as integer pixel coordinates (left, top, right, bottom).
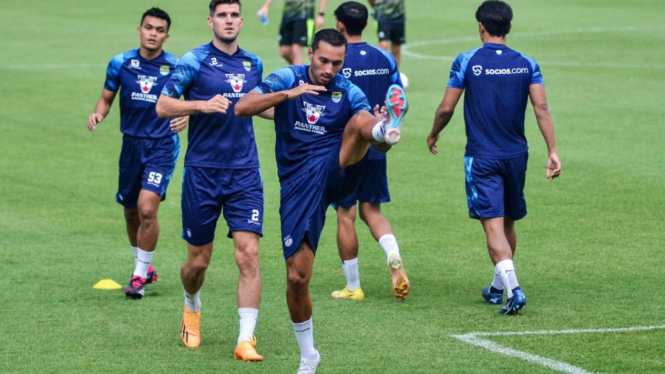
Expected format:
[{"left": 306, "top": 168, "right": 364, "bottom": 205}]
[
  {"left": 104, "top": 49, "right": 178, "bottom": 138},
  {"left": 162, "top": 43, "right": 263, "bottom": 169},
  {"left": 342, "top": 42, "right": 402, "bottom": 160},
  {"left": 447, "top": 43, "right": 544, "bottom": 159},
  {"left": 253, "top": 65, "right": 371, "bottom": 183}
]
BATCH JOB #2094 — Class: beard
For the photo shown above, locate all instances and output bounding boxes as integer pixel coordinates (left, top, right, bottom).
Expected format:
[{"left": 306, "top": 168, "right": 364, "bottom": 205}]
[{"left": 220, "top": 35, "right": 238, "bottom": 44}]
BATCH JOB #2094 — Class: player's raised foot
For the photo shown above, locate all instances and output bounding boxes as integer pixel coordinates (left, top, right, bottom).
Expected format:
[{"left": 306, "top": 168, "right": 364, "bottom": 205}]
[
  {"left": 330, "top": 286, "right": 365, "bottom": 301},
  {"left": 180, "top": 306, "right": 201, "bottom": 348},
  {"left": 297, "top": 349, "right": 321, "bottom": 374},
  {"left": 388, "top": 254, "right": 410, "bottom": 300},
  {"left": 499, "top": 289, "right": 526, "bottom": 315},
  {"left": 382, "top": 84, "right": 408, "bottom": 145},
  {"left": 146, "top": 264, "right": 158, "bottom": 284},
  {"left": 234, "top": 335, "right": 263, "bottom": 361},
  {"left": 124, "top": 275, "right": 147, "bottom": 299},
  {"left": 482, "top": 286, "right": 503, "bottom": 305}
]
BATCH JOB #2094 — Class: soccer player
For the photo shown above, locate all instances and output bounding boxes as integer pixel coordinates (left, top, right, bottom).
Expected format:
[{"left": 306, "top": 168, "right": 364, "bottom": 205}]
[
  {"left": 155, "top": 0, "right": 269, "bottom": 361},
  {"left": 427, "top": 0, "right": 561, "bottom": 315},
  {"left": 257, "top": 0, "right": 329, "bottom": 65},
  {"left": 236, "top": 28, "right": 407, "bottom": 373},
  {"left": 367, "top": 0, "right": 405, "bottom": 68},
  {"left": 330, "top": 1, "right": 409, "bottom": 301},
  {"left": 86, "top": 8, "right": 186, "bottom": 300}
]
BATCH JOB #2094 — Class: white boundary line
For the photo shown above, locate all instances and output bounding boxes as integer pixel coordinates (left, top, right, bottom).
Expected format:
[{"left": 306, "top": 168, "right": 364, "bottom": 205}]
[
  {"left": 450, "top": 325, "right": 665, "bottom": 374},
  {"left": 402, "top": 26, "right": 665, "bottom": 69}
]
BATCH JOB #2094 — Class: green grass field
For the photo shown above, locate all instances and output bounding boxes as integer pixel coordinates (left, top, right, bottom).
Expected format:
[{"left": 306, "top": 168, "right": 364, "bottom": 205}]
[{"left": 1, "top": 0, "right": 664, "bottom": 372}]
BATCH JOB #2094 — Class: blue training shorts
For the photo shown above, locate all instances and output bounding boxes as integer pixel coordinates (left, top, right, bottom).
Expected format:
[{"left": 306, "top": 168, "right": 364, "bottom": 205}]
[
  {"left": 280, "top": 143, "right": 368, "bottom": 259},
  {"left": 336, "top": 158, "right": 390, "bottom": 209},
  {"left": 464, "top": 155, "right": 528, "bottom": 221},
  {"left": 116, "top": 134, "right": 180, "bottom": 209},
  {"left": 181, "top": 166, "right": 264, "bottom": 246}
]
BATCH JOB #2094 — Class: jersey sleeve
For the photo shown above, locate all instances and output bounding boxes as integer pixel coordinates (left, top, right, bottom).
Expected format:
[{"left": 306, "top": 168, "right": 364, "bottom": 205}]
[
  {"left": 522, "top": 54, "right": 545, "bottom": 86},
  {"left": 103, "top": 54, "right": 124, "bottom": 92},
  {"left": 378, "top": 48, "right": 402, "bottom": 87},
  {"left": 346, "top": 83, "right": 372, "bottom": 114},
  {"left": 253, "top": 67, "right": 295, "bottom": 94},
  {"left": 161, "top": 51, "right": 200, "bottom": 98},
  {"left": 447, "top": 53, "right": 467, "bottom": 89}
]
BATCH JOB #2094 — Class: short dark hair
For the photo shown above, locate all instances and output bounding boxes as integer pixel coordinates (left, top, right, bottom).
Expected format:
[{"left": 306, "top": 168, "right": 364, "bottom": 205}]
[
  {"left": 209, "top": 0, "right": 242, "bottom": 16},
  {"left": 475, "top": 1, "right": 513, "bottom": 37},
  {"left": 141, "top": 7, "right": 171, "bottom": 32},
  {"left": 334, "top": 1, "right": 368, "bottom": 36},
  {"left": 311, "top": 29, "right": 348, "bottom": 52}
]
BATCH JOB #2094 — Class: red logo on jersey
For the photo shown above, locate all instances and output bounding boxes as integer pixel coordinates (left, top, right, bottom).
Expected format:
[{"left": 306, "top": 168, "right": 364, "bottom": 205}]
[
  {"left": 136, "top": 75, "right": 157, "bottom": 93},
  {"left": 302, "top": 102, "right": 325, "bottom": 124},
  {"left": 225, "top": 74, "right": 247, "bottom": 93}
]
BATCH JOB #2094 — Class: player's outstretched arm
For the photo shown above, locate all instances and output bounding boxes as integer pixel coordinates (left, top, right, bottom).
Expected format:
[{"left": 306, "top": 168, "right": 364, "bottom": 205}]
[
  {"left": 316, "top": 0, "right": 328, "bottom": 29},
  {"left": 529, "top": 84, "right": 561, "bottom": 181},
  {"left": 156, "top": 94, "right": 231, "bottom": 118},
  {"left": 257, "top": 0, "right": 274, "bottom": 19},
  {"left": 427, "top": 87, "right": 463, "bottom": 154},
  {"left": 87, "top": 89, "right": 116, "bottom": 132},
  {"left": 235, "top": 84, "right": 327, "bottom": 117}
]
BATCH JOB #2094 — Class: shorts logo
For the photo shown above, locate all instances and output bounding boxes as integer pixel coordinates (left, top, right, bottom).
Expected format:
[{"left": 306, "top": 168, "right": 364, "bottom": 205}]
[
  {"left": 225, "top": 74, "right": 247, "bottom": 93},
  {"left": 136, "top": 75, "right": 158, "bottom": 93},
  {"left": 160, "top": 65, "right": 170, "bottom": 76},
  {"left": 186, "top": 229, "right": 192, "bottom": 238},
  {"left": 342, "top": 68, "right": 352, "bottom": 79},
  {"left": 472, "top": 65, "right": 482, "bottom": 76},
  {"left": 243, "top": 61, "right": 252, "bottom": 72},
  {"left": 130, "top": 59, "right": 140, "bottom": 69},
  {"left": 302, "top": 101, "right": 325, "bottom": 124},
  {"left": 331, "top": 92, "right": 342, "bottom": 103},
  {"left": 284, "top": 235, "right": 293, "bottom": 248}
]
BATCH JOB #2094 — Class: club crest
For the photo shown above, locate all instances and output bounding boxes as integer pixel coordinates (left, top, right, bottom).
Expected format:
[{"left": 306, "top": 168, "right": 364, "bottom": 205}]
[
  {"left": 136, "top": 75, "right": 157, "bottom": 93},
  {"left": 302, "top": 101, "right": 325, "bottom": 124},
  {"left": 243, "top": 61, "right": 252, "bottom": 72},
  {"left": 225, "top": 74, "right": 247, "bottom": 93},
  {"left": 332, "top": 92, "right": 342, "bottom": 103}
]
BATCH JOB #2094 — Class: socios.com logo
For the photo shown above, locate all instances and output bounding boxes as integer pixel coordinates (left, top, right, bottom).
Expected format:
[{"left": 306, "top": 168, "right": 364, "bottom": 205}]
[
  {"left": 342, "top": 68, "right": 352, "bottom": 79},
  {"left": 472, "top": 65, "right": 482, "bottom": 76}
]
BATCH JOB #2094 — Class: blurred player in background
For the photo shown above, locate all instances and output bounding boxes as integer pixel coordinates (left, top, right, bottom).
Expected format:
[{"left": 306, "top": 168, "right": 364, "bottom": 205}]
[
  {"left": 156, "top": 0, "right": 270, "bottom": 361},
  {"left": 86, "top": 7, "right": 186, "bottom": 300},
  {"left": 330, "top": 1, "right": 409, "bottom": 302},
  {"left": 427, "top": 0, "right": 561, "bottom": 315},
  {"left": 367, "top": 0, "right": 405, "bottom": 68},
  {"left": 235, "top": 28, "right": 408, "bottom": 374},
  {"left": 257, "top": 0, "right": 330, "bottom": 64}
]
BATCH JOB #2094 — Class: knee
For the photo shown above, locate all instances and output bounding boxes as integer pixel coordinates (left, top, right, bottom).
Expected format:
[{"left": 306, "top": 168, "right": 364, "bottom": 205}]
[
  {"left": 286, "top": 268, "right": 310, "bottom": 293},
  {"left": 124, "top": 208, "right": 139, "bottom": 222},
  {"left": 235, "top": 245, "right": 259, "bottom": 276},
  {"left": 188, "top": 253, "right": 211, "bottom": 274},
  {"left": 138, "top": 203, "right": 158, "bottom": 224}
]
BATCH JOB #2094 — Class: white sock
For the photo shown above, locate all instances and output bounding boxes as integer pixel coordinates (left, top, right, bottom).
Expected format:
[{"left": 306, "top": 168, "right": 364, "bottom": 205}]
[
  {"left": 490, "top": 270, "right": 504, "bottom": 291},
  {"left": 184, "top": 289, "right": 201, "bottom": 313},
  {"left": 238, "top": 308, "right": 259, "bottom": 345},
  {"left": 292, "top": 318, "right": 317, "bottom": 361},
  {"left": 371, "top": 121, "right": 386, "bottom": 142},
  {"left": 131, "top": 246, "right": 139, "bottom": 267},
  {"left": 341, "top": 258, "right": 360, "bottom": 291},
  {"left": 495, "top": 259, "right": 520, "bottom": 298},
  {"left": 133, "top": 248, "right": 154, "bottom": 278},
  {"left": 378, "top": 234, "right": 400, "bottom": 262}
]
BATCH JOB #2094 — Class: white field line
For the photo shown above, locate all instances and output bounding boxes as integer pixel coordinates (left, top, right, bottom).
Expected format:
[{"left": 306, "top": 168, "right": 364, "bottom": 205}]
[
  {"left": 402, "top": 26, "right": 665, "bottom": 69},
  {"left": 450, "top": 325, "right": 665, "bottom": 374}
]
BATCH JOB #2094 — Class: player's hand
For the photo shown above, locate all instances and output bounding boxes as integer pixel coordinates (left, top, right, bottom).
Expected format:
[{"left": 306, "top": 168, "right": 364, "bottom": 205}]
[
  {"left": 315, "top": 15, "right": 325, "bottom": 29},
  {"left": 285, "top": 83, "right": 326, "bottom": 100},
  {"left": 201, "top": 94, "right": 231, "bottom": 114},
  {"left": 546, "top": 152, "right": 561, "bottom": 181},
  {"left": 372, "top": 104, "right": 385, "bottom": 119},
  {"left": 427, "top": 134, "right": 440, "bottom": 155},
  {"left": 87, "top": 113, "right": 104, "bottom": 132},
  {"left": 170, "top": 116, "right": 189, "bottom": 133},
  {"left": 257, "top": 6, "right": 269, "bottom": 19}
]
